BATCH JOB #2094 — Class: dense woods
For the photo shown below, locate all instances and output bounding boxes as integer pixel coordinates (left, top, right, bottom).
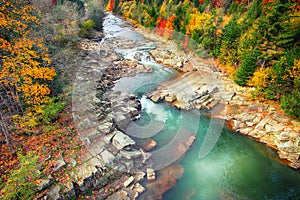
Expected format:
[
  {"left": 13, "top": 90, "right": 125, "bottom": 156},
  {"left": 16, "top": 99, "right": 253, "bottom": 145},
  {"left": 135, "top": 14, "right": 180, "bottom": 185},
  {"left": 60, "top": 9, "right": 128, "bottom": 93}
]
[
  {"left": 0, "top": 0, "right": 105, "bottom": 198},
  {"left": 106, "top": 0, "right": 300, "bottom": 120}
]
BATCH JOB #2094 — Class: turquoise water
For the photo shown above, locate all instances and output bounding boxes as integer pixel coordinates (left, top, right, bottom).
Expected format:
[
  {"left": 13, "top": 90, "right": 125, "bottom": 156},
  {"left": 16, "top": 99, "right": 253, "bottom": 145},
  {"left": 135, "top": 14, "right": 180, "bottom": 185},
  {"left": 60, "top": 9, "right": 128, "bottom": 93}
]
[{"left": 163, "top": 124, "right": 300, "bottom": 200}]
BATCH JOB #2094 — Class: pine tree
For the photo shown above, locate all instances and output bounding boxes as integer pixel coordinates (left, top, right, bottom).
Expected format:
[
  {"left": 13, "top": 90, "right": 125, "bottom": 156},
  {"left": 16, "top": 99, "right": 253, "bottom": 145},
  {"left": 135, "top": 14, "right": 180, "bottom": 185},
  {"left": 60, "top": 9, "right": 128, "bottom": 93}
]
[{"left": 234, "top": 48, "right": 261, "bottom": 86}]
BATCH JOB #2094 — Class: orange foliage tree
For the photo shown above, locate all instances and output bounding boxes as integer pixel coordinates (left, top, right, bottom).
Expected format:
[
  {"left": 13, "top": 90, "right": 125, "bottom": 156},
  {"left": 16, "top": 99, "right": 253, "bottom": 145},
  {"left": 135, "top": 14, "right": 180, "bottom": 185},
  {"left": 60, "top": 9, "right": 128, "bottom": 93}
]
[
  {"left": 0, "top": 0, "right": 56, "bottom": 127},
  {"left": 156, "top": 16, "right": 176, "bottom": 38},
  {"left": 106, "top": 0, "right": 115, "bottom": 11}
]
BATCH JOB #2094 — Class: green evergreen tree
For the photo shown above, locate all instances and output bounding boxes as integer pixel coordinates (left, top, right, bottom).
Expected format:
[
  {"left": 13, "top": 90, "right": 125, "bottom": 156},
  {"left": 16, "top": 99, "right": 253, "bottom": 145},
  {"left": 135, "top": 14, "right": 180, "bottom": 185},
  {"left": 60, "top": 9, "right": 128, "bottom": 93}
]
[
  {"left": 234, "top": 48, "right": 261, "bottom": 86},
  {"left": 217, "top": 14, "right": 241, "bottom": 63},
  {"left": 173, "top": 2, "right": 191, "bottom": 34}
]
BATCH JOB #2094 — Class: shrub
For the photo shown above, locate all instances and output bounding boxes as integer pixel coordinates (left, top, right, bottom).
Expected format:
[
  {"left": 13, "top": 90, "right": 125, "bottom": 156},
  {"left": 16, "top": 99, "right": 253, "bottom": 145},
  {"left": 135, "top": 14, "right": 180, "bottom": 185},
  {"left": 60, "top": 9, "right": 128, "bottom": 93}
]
[
  {"left": 80, "top": 19, "right": 96, "bottom": 37},
  {"left": 280, "top": 89, "right": 300, "bottom": 120},
  {"left": 0, "top": 153, "right": 40, "bottom": 200},
  {"left": 87, "top": 0, "right": 105, "bottom": 32},
  {"left": 41, "top": 97, "right": 65, "bottom": 124},
  {"left": 19, "top": 97, "right": 65, "bottom": 128}
]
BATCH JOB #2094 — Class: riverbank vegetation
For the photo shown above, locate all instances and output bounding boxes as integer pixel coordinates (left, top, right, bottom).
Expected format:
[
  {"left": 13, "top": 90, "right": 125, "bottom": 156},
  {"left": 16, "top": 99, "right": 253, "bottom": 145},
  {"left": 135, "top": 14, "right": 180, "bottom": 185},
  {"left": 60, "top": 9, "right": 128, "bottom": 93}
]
[
  {"left": 0, "top": 0, "right": 104, "bottom": 198},
  {"left": 105, "top": 0, "right": 300, "bottom": 120}
]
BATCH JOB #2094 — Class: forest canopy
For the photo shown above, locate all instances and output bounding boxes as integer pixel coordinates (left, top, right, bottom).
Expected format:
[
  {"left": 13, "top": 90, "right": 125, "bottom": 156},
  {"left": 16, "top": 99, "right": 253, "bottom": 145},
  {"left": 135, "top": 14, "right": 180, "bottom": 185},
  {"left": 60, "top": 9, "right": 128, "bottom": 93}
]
[{"left": 105, "top": 0, "right": 300, "bottom": 120}]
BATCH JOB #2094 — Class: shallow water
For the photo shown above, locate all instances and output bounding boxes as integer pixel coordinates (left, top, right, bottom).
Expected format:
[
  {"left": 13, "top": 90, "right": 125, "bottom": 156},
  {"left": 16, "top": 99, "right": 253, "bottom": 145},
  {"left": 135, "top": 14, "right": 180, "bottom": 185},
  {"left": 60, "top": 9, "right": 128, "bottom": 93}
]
[{"left": 105, "top": 13, "right": 300, "bottom": 200}]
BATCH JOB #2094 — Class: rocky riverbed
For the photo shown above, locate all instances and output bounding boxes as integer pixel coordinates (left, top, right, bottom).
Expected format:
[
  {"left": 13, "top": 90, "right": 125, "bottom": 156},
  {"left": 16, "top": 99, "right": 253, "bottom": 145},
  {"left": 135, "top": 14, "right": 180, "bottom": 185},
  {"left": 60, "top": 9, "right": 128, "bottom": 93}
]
[
  {"left": 136, "top": 27, "right": 300, "bottom": 169},
  {"left": 39, "top": 14, "right": 196, "bottom": 199},
  {"left": 40, "top": 13, "right": 299, "bottom": 200}
]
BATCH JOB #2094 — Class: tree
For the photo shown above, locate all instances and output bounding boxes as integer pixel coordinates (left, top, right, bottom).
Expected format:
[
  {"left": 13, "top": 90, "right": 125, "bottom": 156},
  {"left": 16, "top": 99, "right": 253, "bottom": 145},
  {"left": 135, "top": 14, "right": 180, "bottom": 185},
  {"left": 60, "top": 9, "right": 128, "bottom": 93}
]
[
  {"left": 217, "top": 14, "right": 241, "bottom": 65},
  {"left": 173, "top": 2, "right": 191, "bottom": 33},
  {"left": 234, "top": 48, "right": 261, "bottom": 86},
  {"left": 0, "top": 153, "right": 40, "bottom": 200},
  {"left": 0, "top": 0, "right": 56, "bottom": 139}
]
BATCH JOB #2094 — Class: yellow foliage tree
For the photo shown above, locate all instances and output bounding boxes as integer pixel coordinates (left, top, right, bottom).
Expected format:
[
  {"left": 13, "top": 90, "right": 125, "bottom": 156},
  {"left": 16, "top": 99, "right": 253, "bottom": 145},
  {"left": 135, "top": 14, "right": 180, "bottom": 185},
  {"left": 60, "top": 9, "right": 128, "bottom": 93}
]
[
  {"left": 289, "top": 59, "right": 300, "bottom": 82},
  {"left": 0, "top": 0, "right": 56, "bottom": 126},
  {"left": 186, "top": 11, "right": 214, "bottom": 36},
  {"left": 159, "top": 2, "right": 168, "bottom": 19},
  {"left": 248, "top": 67, "right": 272, "bottom": 89}
]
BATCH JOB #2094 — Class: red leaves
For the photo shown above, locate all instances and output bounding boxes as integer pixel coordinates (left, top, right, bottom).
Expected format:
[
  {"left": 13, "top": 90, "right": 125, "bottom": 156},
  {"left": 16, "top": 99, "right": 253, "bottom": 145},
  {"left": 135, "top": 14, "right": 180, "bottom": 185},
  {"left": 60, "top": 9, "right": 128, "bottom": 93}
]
[
  {"left": 262, "top": 0, "right": 275, "bottom": 6},
  {"left": 156, "top": 16, "right": 176, "bottom": 37},
  {"left": 108, "top": 0, "right": 115, "bottom": 12},
  {"left": 0, "top": 107, "right": 83, "bottom": 184}
]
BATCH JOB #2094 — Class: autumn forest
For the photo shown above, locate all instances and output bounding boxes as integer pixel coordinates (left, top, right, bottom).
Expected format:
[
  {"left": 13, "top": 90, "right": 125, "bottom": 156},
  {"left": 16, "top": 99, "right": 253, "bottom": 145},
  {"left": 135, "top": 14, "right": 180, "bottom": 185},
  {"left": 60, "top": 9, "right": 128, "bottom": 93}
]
[
  {"left": 0, "top": 0, "right": 300, "bottom": 199},
  {"left": 107, "top": 0, "right": 300, "bottom": 119}
]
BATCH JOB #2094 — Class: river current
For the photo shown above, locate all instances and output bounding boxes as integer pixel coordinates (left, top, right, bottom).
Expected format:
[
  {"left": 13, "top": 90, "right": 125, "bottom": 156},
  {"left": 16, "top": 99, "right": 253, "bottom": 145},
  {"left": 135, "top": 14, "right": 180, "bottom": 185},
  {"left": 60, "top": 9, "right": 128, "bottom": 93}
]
[{"left": 103, "top": 13, "right": 300, "bottom": 200}]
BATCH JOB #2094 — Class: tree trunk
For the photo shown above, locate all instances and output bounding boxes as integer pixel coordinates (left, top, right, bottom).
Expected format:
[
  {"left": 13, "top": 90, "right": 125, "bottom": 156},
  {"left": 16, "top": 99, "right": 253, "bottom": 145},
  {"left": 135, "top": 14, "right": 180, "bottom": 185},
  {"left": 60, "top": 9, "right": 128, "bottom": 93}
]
[{"left": 0, "top": 112, "right": 15, "bottom": 154}]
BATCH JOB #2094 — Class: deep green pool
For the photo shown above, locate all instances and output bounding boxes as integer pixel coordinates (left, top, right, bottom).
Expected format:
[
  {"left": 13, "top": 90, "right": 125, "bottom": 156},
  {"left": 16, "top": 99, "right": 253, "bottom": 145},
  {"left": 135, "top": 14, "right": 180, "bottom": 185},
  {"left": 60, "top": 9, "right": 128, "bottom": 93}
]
[{"left": 162, "top": 119, "right": 300, "bottom": 200}]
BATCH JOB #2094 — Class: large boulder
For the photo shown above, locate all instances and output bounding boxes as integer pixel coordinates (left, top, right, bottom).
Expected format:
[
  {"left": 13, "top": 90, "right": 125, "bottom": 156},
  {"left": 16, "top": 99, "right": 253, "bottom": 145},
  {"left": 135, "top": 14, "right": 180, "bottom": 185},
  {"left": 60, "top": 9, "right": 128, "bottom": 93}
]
[{"left": 112, "top": 131, "right": 136, "bottom": 150}]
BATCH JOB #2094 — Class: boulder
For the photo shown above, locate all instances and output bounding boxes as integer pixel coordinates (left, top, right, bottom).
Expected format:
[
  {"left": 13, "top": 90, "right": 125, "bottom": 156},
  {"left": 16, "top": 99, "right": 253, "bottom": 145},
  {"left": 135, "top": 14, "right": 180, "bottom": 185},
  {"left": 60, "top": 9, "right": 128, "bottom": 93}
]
[
  {"left": 48, "top": 186, "right": 61, "bottom": 200},
  {"left": 141, "top": 138, "right": 157, "bottom": 151},
  {"left": 103, "top": 132, "right": 117, "bottom": 144},
  {"left": 112, "top": 131, "right": 136, "bottom": 150},
  {"left": 134, "top": 171, "right": 145, "bottom": 182},
  {"left": 150, "top": 93, "right": 164, "bottom": 102},
  {"left": 100, "top": 150, "right": 115, "bottom": 164},
  {"left": 164, "top": 93, "right": 177, "bottom": 103},
  {"left": 114, "top": 113, "right": 130, "bottom": 130},
  {"left": 267, "top": 124, "right": 285, "bottom": 132},
  {"left": 147, "top": 168, "right": 155, "bottom": 181},
  {"left": 132, "top": 183, "right": 145, "bottom": 194},
  {"left": 239, "top": 127, "right": 253, "bottom": 135},
  {"left": 53, "top": 157, "right": 66, "bottom": 173},
  {"left": 246, "top": 121, "right": 256, "bottom": 127},
  {"left": 248, "top": 129, "right": 265, "bottom": 139},
  {"left": 232, "top": 120, "right": 241, "bottom": 130},
  {"left": 120, "top": 158, "right": 134, "bottom": 170},
  {"left": 241, "top": 114, "right": 256, "bottom": 122},
  {"left": 37, "top": 179, "right": 51, "bottom": 191},
  {"left": 98, "top": 122, "right": 114, "bottom": 134},
  {"left": 255, "top": 117, "right": 271, "bottom": 130},
  {"left": 176, "top": 62, "right": 183, "bottom": 68},
  {"left": 277, "top": 132, "right": 290, "bottom": 141},
  {"left": 107, "top": 190, "right": 130, "bottom": 200},
  {"left": 63, "top": 181, "right": 76, "bottom": 199},
  {"left": 120, "top": 149, "right": 142, "bottom": 160},
  {"left": 128, "top": 107, "right": 139, "bottom": 117},
  {"left": 123, "top": 176, "right": 135, "bottom": 188}
]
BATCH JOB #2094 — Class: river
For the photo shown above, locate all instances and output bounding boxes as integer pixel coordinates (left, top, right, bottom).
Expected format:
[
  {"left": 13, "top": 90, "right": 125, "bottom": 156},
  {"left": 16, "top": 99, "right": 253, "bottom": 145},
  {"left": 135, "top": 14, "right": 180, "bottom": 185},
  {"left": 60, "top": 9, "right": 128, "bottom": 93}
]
[{"left": 103, "top": 13, "right": 300, "bottom": 200}]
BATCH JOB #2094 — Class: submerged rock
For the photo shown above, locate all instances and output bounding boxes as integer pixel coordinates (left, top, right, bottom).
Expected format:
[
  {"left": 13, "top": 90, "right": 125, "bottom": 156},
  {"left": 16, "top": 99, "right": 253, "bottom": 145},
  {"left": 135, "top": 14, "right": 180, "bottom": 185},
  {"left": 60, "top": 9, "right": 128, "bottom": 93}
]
[{"left": 142, "top": 165, "right": 184, "bottom": 200}]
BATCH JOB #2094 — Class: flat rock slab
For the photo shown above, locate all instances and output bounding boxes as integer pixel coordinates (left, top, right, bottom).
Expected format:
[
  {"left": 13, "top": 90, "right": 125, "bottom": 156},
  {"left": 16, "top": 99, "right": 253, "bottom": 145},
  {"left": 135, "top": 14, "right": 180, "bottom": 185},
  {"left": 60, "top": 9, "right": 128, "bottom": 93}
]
[
  {"left": 112, "top": 131, "right": 136, "bottom": 150},
  {"left": 120, "top": 149, "right": 142, "bottom": 160},
  {"left": 148, "top": 71, "right": 223, "bottom": 110},
  {"left": 73, "top": 157, "right": 103, "bottom": 185},
  {"left": 100, "top": 149, "right": 115, "bottom": 165}
]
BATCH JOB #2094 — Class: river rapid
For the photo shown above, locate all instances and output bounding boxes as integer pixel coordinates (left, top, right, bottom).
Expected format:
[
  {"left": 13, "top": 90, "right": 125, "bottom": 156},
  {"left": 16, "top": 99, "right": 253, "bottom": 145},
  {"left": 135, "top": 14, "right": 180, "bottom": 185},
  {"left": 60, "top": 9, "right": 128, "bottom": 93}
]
[{"left": 103, "top": 13, "right": 300, "bottom": 200}]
